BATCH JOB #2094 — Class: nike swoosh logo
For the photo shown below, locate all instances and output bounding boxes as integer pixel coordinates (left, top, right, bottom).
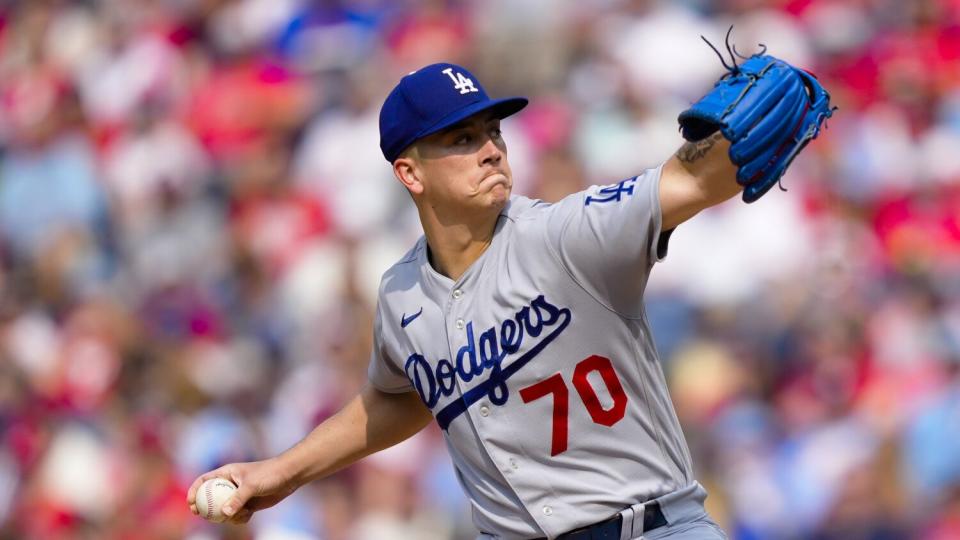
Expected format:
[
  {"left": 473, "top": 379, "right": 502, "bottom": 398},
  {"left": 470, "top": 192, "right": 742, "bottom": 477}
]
[{"left": 401, "top": 308, "right": 423, "bottom": 328}]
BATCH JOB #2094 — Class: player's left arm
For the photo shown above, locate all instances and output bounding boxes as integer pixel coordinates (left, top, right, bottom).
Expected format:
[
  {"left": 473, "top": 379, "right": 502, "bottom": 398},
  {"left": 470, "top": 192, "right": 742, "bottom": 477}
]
[{"left": 659, "top": 132, "right": 741, "bottom": 231}]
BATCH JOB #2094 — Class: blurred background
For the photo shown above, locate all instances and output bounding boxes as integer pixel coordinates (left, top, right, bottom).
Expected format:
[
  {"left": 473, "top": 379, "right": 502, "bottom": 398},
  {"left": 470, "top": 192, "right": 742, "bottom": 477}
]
[{"left": 0, "top": 0, "right": 959, "bottom": 539}]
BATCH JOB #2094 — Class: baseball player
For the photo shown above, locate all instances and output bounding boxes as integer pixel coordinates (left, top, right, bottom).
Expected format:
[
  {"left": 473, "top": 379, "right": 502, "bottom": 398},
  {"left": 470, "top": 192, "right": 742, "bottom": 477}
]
[{"left": 188, "top": 45, "right": 832, "bottom": 539}]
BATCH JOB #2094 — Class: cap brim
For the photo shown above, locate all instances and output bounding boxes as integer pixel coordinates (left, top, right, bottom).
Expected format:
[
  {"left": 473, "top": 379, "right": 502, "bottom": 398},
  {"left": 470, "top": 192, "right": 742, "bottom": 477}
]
[{"left": 413, "top": 96, "right": 529, "bottom": 144}]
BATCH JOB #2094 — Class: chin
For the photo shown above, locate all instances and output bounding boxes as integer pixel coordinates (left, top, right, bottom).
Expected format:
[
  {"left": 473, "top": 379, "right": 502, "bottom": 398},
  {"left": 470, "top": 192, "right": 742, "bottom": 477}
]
[{"left": 487, "top": 184, "right": 511, "bottom": 208}]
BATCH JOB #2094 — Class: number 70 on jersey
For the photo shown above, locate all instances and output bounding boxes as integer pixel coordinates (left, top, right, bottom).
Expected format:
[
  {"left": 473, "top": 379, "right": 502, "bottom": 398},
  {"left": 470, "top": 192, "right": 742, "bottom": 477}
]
[{"left": 519, "top": 355, "right": 628, "bottom": 456}]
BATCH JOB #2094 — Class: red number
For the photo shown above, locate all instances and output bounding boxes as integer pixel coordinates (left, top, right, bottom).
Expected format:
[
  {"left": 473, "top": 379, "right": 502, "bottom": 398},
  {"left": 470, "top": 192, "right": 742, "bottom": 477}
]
[
  {"left": 519, "top": 356, "right": 628, "bottom": 456},
  {"left": 519, "top": 373, "right": 569, "bottom": 456},
  {"left": 573, "top": 355, "right": 627, "bottom": 426}
]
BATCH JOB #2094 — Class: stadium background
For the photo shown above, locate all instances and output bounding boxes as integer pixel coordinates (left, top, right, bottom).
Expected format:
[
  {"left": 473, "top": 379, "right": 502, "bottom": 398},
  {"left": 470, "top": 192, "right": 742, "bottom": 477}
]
[{"left": 1, "top": 0, "right": 959, "bottom": 539}]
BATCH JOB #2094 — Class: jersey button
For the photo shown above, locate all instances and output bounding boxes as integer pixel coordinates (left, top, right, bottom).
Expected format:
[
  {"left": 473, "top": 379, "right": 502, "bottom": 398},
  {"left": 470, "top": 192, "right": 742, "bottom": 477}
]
[
  {"left": 455, "top": 318, "right": 465, "bottom": 330},
  {"left": 453, "top": 289, "right": 463, "bottom": 299},
  {"left": 542, "top": 506, "right": 553, "bottom": 516},
  {"left": 479, "top": 406, "right": 490, "bottom": 417},
  {"left": 509, "top": 458, "right": 518, "bottom": 470}
]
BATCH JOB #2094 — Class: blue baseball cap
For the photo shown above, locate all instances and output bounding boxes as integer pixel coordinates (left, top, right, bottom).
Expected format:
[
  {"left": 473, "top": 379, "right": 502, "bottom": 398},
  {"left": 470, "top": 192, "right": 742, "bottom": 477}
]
[{"left": 379, "top": 63, "right": 528, "bottom": 162}]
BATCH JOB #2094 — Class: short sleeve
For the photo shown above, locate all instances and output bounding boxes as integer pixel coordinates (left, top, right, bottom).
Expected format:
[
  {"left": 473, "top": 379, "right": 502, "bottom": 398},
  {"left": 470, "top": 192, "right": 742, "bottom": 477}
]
[
  {"left": 545, "top": 165, "right": 667, "bottom": 317},
  {"left": 366, "top": 304, "right": 414, "bottom": 393}
]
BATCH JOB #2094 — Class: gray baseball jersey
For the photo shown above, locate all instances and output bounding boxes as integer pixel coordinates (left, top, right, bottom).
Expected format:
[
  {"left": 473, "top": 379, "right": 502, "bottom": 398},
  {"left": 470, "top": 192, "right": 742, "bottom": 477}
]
[{"left": 368, "top": 165, "right": 695, "bottom": 539}]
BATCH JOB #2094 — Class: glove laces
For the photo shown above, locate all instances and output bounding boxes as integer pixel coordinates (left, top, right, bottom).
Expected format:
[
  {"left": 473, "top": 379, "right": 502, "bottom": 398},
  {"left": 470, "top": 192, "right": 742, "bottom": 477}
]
[{"left": 700, "top": 25, "right": 768, "bottom": 77}]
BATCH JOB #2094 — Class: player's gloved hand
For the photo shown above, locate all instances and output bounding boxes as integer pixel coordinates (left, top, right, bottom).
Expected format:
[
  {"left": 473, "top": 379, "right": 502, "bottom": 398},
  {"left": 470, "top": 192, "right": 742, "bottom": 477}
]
[
  {"left": 186, "top": 458, "right": 298, "bottom": 524},
  {"left": 678, "top": 29, "right": 836, "bottom": 203}
]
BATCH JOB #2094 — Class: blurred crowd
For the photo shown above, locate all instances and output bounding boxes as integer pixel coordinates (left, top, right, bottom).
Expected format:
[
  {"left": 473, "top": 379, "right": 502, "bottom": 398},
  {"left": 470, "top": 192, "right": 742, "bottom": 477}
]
[{"left": 1, "top": 0, "right": 959, "bottom": 539}]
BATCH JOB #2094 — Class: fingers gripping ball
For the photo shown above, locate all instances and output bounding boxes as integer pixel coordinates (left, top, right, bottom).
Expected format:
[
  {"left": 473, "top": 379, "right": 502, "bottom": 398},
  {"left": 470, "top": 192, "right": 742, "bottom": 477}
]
[
  {"left": 197, "top": 478, "right": 238, "bottom": 523},
  {"left": 678, "top": 30, "right": 836, "bottom": 203}
]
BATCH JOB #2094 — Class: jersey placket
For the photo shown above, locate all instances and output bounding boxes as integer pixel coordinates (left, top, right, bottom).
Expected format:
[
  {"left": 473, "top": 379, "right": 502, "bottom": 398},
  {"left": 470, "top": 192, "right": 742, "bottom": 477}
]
[
  {"left": 446, "top": 281, "right": 499, "bottom": 428},
  {"left": 443, "top": 252, "right": 558, "bottom": 538}
]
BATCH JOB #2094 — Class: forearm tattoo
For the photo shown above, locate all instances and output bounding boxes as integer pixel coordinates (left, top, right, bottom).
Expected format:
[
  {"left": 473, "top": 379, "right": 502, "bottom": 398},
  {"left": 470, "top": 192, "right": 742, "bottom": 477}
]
[{"left": 677, "top": 132, "right": 723, "bottom": 163}]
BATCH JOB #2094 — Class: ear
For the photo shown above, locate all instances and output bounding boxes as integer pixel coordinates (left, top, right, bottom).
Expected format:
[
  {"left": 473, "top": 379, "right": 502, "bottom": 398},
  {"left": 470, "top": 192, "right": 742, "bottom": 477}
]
[{"left": 393, "top": 157, "right": 425, "bottom": 196}]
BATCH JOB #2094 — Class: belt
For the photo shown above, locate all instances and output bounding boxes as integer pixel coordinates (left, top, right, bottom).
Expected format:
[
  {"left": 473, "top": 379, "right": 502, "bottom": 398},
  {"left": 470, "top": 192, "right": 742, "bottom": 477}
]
[{"left": 552, "top": 501, "right": 667, "bottom": 540}]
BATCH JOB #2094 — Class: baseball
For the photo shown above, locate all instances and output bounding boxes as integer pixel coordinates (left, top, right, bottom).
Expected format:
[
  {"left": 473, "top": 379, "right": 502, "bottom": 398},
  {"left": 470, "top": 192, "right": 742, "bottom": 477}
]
[{"left": 196, "top": 477, "right": 238, "bottom": 523}]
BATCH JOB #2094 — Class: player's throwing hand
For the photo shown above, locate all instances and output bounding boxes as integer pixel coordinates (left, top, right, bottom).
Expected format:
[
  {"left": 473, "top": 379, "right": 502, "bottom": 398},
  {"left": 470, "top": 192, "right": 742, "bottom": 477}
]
[{"left": 186, "top": 458, "right": 297, "bottom": 524}]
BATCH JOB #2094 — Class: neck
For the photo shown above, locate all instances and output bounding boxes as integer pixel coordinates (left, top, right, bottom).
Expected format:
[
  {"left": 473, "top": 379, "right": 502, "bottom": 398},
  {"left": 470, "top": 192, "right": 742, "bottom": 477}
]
[{"left": 418, "top": 203, "right": 503, "bottom": 280}]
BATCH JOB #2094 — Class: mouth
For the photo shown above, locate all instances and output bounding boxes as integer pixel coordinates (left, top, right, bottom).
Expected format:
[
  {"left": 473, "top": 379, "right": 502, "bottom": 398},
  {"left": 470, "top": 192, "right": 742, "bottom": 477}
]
[{"left": 481, "top": 172, "right": 509, "bottom": 187}]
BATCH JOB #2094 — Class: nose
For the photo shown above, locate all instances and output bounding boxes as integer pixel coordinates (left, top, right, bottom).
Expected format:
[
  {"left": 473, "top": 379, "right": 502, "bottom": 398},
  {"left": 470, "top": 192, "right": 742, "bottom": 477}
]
[{"left": 478, "top": 134, "right": 503, "bottom": 167}]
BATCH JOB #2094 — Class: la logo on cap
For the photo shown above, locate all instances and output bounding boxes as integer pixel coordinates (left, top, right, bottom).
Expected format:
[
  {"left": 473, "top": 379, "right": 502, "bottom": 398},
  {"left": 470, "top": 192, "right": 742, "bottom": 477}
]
[{"left": 442, "top": 67, "right": 479, "bottom": 95}]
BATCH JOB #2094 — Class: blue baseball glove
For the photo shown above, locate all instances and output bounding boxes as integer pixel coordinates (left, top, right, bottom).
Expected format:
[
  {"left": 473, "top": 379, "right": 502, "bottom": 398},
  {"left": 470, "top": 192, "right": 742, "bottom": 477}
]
[{"left": 678, "top": 34, "right": 835, "bottom": 203}]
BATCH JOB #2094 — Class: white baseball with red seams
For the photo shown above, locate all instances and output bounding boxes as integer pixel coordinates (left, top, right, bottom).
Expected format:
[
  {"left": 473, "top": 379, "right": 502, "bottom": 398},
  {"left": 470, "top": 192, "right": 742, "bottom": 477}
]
[{"left": 196, "top": 478, "right": 237, "bottom": 523}]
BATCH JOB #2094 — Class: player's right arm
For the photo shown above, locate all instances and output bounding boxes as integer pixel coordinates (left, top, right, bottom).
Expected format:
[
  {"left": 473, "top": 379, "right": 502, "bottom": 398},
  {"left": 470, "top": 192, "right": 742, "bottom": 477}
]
[{"left": 186, "top": 384, "right": 432, "bottom": 524}]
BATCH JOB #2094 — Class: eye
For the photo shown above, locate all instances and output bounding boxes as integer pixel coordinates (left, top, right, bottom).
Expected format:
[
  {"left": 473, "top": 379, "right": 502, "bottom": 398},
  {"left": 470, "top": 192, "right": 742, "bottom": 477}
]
[
  {"left": 453, "top": 133, "right": 472, "bottom": 145},
  {"left": 490, "top": 127, "right": 503, "bottom": 139}
]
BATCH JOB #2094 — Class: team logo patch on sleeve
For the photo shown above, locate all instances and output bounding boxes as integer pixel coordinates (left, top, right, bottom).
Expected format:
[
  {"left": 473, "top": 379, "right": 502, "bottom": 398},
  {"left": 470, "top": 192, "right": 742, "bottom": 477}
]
[{"left": 585, "top": 177, "right": 637, "bottom": 206}]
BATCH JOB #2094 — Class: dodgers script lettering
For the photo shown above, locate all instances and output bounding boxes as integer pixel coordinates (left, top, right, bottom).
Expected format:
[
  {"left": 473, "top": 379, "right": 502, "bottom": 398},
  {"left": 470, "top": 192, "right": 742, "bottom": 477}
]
[{"left": 404, "top": 295, "right": 572, "bottom": 430}]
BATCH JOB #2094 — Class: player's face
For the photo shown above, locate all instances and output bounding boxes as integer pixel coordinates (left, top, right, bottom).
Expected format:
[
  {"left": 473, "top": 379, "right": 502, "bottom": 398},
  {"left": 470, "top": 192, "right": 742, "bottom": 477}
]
[{"left": 412, "top": 112, "right": 512, "bottom": 212}]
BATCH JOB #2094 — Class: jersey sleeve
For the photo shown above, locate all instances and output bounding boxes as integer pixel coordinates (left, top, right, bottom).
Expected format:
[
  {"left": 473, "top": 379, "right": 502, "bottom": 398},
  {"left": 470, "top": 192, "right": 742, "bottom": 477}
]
[
  {"left": 366, "top": 303, "right": 414, "bottom": 393},
  {"left": 545, "top": 165, "right": 668, "bottom": 318}
]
